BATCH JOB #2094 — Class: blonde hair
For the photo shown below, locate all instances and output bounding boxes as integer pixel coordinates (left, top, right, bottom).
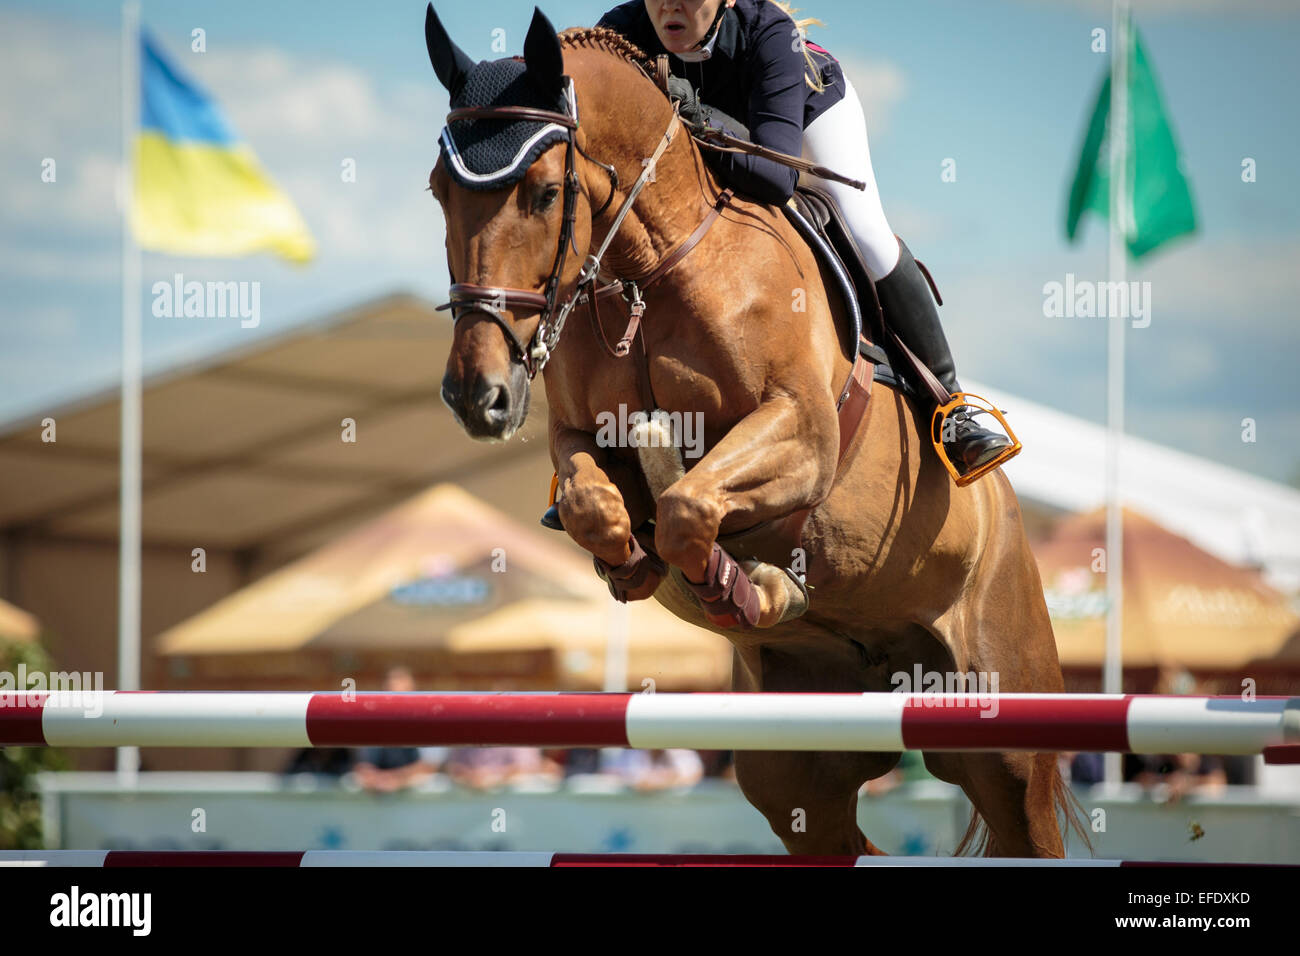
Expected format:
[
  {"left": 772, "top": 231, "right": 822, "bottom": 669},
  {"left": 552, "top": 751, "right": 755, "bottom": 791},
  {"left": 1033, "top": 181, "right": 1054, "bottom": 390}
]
[{"left": 768, "top": 1, "right": 828, "bottom": 92}]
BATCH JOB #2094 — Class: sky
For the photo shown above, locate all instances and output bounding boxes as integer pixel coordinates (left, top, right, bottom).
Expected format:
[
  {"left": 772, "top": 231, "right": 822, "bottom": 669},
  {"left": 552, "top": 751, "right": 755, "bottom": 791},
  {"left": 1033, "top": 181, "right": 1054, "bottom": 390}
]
[{"left": 1, "top": 0, "right": 1298, "bottom": 485}]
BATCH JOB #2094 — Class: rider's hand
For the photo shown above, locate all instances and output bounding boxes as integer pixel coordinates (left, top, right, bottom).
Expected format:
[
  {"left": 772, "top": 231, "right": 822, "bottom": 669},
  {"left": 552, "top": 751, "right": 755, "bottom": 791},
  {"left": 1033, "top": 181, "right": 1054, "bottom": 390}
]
[
  {"left": 701, "top": 104, "right": 749, "bottom": 141},
  {"left": 666, "top": 75, "right": 702, "bottom": 125}
]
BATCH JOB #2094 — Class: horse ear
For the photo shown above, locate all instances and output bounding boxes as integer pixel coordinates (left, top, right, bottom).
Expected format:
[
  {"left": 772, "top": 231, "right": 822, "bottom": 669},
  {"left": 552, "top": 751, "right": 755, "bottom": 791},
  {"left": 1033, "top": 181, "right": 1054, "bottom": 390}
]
[
  {"left": 425, "top": 4, "right": 475, "bottom": 96},
  {"left": 523, "top": 7, "right": 564, "bottom": 94}
]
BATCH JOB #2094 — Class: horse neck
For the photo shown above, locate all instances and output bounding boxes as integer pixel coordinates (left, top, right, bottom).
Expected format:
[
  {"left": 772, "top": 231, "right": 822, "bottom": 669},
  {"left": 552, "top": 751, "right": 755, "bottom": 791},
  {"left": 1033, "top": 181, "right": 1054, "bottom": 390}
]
[{"left": 568, "top": 54, "right": 716, "bottom": 280}]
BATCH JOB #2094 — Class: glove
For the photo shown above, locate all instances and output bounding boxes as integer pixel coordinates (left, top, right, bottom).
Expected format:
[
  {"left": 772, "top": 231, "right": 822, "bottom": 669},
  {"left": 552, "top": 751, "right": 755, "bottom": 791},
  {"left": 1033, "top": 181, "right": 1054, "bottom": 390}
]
[
  {"left": 700, "top": 104, "right": 750, "bottom": 141},
  {"left": 667, "top": 75, "right": 750, "bottom": 142},
  {"left": 666, "top": 75, "right": 702, "bottom": 125}
]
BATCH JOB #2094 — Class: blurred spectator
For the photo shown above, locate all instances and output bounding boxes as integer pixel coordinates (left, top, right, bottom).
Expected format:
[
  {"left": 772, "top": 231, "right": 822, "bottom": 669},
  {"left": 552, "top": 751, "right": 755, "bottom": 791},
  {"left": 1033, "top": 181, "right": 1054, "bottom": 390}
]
[
  {"left": 697, "top": 749, "right": 734, "bottom": 780},
  {"left": 443, "top": 747, "right": 562, "bottom": 789},
  {"left": 1220, "top": 754, "right": 1256, "bottom": 786},
  {"left": 1135, "top": 753, "right": 1228, "bottom": 804},
  {"left": 1063, "top": 752, "right": 1105, "bottom": 787},
  {"left": 1155, "top": 665, "right": 1198, "bottom": 697},
  {"left": 599, "top": 748, "right": 703, "bottom": 791},
  {"left": 556, "top": 748, "right": 601, "bottom": 777},
  {"left": 284, "top": 747, "right": 354, "bottom": 777},
  {"left": 860, "top": 767, "right": 902, "bottom": 796},
  {"left": 353, "top": 745, "right": 447, "bottom": 792},
  {"left": 351, "top": 666, "right": 443, "bottom": 793}
]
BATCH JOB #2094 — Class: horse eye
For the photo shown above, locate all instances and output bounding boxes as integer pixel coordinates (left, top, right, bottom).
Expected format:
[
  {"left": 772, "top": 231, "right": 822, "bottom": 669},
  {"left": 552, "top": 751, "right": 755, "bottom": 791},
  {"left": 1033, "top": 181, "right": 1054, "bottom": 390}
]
[{"left": 534, "top": 184, "right": 561, "bottom": 213}]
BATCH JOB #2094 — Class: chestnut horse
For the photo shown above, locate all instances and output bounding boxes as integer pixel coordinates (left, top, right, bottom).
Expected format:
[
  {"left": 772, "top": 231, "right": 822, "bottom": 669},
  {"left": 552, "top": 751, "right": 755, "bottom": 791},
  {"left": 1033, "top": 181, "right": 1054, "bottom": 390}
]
[{"left": 425, "top": 7, "right": 1084, "bottom": 857}]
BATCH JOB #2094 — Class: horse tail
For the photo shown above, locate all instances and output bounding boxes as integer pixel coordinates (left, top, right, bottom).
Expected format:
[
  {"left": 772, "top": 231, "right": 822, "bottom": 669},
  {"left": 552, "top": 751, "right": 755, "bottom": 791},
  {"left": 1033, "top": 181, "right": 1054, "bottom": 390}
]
[
  {"left": 952, "top": 759, "right": 1095, "bottom": 858},
  {"left": 951, "top": 805, "right": 992, "bottom": 857},
  {"left": 1054, "top": 764, "right": 1095, "bottom": 856}
]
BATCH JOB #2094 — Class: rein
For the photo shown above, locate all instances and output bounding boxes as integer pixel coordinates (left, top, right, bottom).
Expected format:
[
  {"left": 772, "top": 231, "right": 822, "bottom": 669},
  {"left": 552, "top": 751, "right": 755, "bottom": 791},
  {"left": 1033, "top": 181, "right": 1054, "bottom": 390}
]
[
  {"left": 691, "top": 125, "right": 867, "bottom": 192},
  {"left": 437, "top": 78, "right": 733, "bottom": 380}
]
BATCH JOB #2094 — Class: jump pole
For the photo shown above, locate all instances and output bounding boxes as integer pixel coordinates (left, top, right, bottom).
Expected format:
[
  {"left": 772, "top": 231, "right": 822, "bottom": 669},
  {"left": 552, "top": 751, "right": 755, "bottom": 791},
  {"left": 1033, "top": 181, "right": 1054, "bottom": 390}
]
[{"left": 3, "top": 692, "right": 1297, "bottom": 754}]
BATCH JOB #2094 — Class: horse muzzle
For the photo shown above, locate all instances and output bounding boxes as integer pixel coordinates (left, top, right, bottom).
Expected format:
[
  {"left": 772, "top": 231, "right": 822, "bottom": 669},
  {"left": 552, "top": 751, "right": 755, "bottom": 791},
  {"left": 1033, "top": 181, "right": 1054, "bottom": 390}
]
[{"left": 440, "top": 369, "right": 528, "bottom": 441}]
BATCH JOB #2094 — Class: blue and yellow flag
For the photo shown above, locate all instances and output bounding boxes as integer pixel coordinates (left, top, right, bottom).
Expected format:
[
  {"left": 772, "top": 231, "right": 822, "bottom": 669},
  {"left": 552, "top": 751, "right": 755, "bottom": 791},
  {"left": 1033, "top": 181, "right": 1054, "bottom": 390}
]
[{"left": 131, "top": 31, "right": 315, "bottom": 263}]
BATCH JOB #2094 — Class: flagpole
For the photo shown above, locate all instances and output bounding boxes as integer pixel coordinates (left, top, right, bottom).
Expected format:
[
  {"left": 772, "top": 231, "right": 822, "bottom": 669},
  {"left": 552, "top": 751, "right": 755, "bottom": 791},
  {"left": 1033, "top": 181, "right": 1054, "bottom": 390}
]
[
  {"left": 1103, "top": 0, "right": 1129, "bottom": 789},
  {"left": 118, "top": 0, "right": 142, "bottom": 788}
]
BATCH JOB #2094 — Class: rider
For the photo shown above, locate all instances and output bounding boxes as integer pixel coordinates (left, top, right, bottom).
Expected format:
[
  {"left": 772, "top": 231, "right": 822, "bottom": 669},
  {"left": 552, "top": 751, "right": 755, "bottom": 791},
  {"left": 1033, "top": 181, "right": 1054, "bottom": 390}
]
[{"left": 596, "top": 0, "right": 1013, "bottom": 478}]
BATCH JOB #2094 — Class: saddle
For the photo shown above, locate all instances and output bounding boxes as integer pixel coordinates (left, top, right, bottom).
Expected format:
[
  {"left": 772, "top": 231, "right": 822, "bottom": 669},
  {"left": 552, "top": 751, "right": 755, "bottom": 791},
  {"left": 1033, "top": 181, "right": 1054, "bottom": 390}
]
[
  {"left": 786, "top": 186, "right": 1022, "bottom": 489},
  {"left": 785, "top": 184, "right": 937, "bottom": 405}
]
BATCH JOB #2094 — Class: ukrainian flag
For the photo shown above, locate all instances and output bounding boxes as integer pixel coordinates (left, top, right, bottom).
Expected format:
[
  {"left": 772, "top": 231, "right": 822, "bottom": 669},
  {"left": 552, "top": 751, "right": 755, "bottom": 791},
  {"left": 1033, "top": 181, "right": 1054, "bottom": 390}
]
[{"left": 131, "top": 30, "right": 315, "bottom": 264}]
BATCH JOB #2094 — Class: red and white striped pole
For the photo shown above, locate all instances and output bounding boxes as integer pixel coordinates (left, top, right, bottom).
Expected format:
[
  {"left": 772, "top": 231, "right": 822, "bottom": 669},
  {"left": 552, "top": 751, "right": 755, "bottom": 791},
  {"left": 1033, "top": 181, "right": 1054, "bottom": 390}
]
[{"left": 3, "top": 692, "right": 1297, "bottom": 755}]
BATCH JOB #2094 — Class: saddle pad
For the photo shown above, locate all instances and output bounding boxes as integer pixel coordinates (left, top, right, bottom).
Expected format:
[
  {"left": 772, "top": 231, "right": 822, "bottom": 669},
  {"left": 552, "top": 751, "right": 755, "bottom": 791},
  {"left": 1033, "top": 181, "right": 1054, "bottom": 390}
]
[{"left": 783, "top": 194, "right": 897, "bottom": 392}]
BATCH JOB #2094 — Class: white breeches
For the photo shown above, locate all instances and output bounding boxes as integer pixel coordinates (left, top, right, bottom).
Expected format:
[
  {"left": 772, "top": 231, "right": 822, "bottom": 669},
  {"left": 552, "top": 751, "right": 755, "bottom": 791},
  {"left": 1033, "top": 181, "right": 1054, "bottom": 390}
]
[{"left": 799, "top": 76, "right": 900, "bottom": 280}]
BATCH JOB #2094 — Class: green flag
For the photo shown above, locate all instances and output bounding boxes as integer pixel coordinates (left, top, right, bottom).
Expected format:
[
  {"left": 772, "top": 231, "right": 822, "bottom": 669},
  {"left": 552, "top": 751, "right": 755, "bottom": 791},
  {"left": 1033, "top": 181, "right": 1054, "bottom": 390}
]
[{"left": 1066, "top": 24, "right": 1196, "bottom": 260}]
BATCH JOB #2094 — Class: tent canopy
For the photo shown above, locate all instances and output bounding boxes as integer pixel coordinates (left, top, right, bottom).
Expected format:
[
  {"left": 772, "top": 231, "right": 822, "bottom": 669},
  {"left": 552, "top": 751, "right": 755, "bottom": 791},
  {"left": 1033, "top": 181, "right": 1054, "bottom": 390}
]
[
  {"left": 1036, "top": 507, "right": 1298, "bottom": 668},
  {"left": 157, "top": 483, "right": 732, "bottom": 690}
]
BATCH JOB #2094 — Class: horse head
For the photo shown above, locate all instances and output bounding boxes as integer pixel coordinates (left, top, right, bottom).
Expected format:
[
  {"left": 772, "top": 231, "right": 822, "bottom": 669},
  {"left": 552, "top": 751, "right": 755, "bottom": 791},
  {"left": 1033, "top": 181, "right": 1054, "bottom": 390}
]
[{"left": 425, "top": 5, "right": 594, "bottom": 441}]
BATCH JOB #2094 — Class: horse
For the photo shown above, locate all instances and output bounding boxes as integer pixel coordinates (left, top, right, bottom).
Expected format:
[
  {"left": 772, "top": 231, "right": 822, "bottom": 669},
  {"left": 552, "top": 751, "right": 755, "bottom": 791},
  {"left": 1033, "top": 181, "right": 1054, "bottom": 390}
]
[{"left": 424, "top": 6, "right": 1085, "bottom": 857}]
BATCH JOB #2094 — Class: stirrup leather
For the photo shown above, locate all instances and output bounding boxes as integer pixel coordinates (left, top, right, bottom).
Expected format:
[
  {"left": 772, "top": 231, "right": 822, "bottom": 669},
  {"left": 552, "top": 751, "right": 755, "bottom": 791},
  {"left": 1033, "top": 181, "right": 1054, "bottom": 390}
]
[{"left": 930, "top": 392, "right": 1023, "bottom": 487}]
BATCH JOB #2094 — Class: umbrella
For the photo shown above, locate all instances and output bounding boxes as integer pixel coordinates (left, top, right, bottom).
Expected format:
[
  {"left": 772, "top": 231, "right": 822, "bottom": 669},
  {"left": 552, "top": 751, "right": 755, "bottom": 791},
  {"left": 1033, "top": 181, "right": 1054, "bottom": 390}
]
[{"left": 1035, "top": 507, "right": 1298, "bottom": 668}]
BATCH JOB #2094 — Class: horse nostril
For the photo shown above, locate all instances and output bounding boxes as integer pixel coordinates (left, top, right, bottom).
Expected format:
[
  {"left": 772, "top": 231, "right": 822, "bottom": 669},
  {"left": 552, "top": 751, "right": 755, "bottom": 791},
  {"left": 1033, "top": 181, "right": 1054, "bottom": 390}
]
[{"left": 481, "top": 384, "right": 511, "bottom": 422}]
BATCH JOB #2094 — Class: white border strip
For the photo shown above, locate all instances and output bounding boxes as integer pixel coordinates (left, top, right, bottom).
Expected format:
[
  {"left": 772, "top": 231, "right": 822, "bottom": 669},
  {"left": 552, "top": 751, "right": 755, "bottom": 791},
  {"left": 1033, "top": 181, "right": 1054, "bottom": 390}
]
[
  {"left": 42, "top": 693, "right": 313, "bottom": 748},
  {"left": 1126, "top": 696, "right": 1293, "bottom": 754},
  {"left": 627, "top": 693, "right": 909, "bottom": 751},
  {"left": 0, "top": 851, "right": 110, "bottom": 867},
  {"left": 439, "top": 123, "right": 566, "bottom": 185}
]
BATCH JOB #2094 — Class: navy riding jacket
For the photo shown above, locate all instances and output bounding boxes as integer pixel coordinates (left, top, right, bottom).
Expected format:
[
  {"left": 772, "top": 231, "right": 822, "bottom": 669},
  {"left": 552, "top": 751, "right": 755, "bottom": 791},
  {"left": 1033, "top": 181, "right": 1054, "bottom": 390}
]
[{"left": 597, "top": 0, "right": 846, "bottom": 204}]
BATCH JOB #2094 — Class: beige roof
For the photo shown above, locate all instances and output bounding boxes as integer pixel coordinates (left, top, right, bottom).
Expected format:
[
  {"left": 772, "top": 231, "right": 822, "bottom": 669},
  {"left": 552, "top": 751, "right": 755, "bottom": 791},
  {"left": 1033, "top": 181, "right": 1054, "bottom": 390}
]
[
  {"left": 445, "top": 598, "right": 733, "bottom": 690},
  {"left": 1036, "top": 507, "right": 1299, "bottom": 668},
  {"left": 158, "top": 483, "right": 732, "bottom": 691},
  {"left": 0, "top": 293, "right": 557, "bottom": 563}
]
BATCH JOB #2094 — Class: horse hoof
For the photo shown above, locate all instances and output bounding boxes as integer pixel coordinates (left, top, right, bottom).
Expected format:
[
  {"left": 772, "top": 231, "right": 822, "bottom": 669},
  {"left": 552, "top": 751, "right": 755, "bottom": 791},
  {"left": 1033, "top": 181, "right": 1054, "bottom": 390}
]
[
  {"left": 593, "top": 536, "right": 668, "bottom": 603},
  {"left": 740, "top": 559, "right": 809, "bottom": 626}
]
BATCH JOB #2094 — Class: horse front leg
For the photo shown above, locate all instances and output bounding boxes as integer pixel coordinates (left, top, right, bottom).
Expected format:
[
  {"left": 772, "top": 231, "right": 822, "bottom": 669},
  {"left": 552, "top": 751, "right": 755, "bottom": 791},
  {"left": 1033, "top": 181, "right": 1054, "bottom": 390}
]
[
  {"left": 552, "top": 425, "right": 664, "bottom": 602},
  {"left": 655, "top": 396, "right": 838, "bottom": 627}
]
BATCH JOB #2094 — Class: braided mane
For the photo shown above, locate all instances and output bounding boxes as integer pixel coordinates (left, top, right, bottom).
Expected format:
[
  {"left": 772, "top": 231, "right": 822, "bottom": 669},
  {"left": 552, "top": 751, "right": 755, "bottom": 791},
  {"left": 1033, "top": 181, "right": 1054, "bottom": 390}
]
[{"left": 558, "top": 26, "right": 654, "bottom": 72}]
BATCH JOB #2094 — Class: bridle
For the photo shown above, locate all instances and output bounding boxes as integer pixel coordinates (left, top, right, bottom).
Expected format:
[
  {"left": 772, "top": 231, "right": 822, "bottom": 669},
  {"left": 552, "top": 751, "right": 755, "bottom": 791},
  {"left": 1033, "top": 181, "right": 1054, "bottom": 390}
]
[{"left": 435, "top": 75, "right": 732, "bottom": 380}]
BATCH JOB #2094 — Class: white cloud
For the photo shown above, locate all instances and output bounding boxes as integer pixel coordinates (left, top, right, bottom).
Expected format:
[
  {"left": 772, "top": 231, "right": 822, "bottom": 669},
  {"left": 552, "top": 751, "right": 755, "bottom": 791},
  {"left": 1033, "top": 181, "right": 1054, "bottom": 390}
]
[
  {"left": 0, "top": 241, "right": 119, "bottom": 283},
  {"left": 882, "top": 200, "right": 951, "bottom": 246},
  {"left": 836, "top": 56, "right": 906, "bottom": 135},
  {"left": 0, "top": 14, "right": 116, "bottom": 151},
  {"left": 186, "top": 47, "right": 433, "bottom": 148},
  {"left": 0, "top": 13, "right": 445, "bottom": 282},
  {"left": 1134, "top": 237, "right": 1300, "bottom": 323}
]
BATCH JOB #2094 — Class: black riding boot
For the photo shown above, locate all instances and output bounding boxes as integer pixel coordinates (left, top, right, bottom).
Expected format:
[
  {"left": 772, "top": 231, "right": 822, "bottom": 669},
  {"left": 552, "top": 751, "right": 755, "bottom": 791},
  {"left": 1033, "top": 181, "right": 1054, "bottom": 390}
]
[{"left": 873, "top": 240, "right": 1012, "bottom": 477}]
